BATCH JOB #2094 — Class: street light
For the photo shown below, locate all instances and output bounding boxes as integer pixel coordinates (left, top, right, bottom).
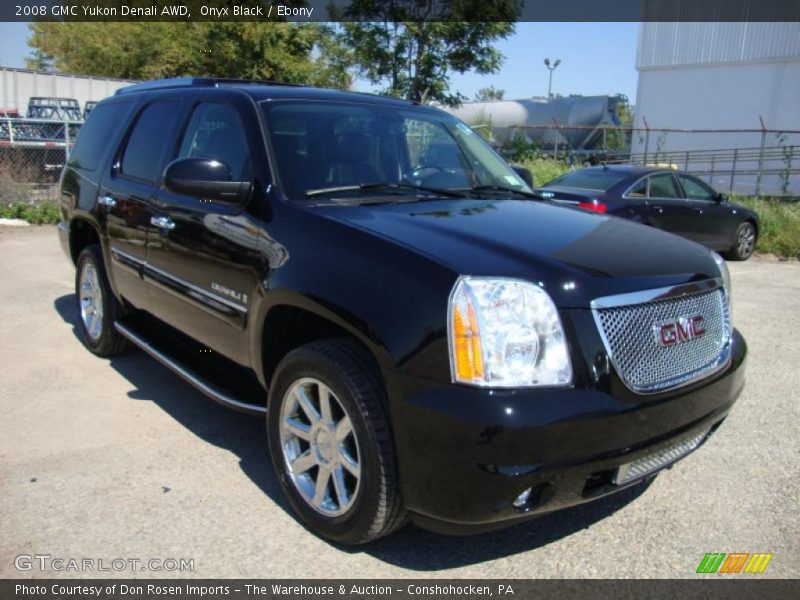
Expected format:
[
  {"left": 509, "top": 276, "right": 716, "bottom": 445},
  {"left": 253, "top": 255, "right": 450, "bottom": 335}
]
[{"left": 544, "top": 58, "right": 561, "bottom": 98}]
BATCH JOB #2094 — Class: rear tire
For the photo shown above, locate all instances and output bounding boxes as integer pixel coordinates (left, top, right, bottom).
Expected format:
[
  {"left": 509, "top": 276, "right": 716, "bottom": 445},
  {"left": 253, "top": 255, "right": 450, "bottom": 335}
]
[
  {"left": 267, "top": 339, "right": 406, "bottom": 544},
  {"left": 75, "top": 244, "right": 130, "bottom": 356},
  {"left": 725, "top": 221, "right": 756, "bottom": 261}
]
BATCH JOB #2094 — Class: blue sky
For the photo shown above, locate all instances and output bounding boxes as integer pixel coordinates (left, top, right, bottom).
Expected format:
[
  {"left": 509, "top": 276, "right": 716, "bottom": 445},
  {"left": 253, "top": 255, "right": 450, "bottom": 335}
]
[{"left": 0, "top": 22, "right": 640, "bottom": 102}]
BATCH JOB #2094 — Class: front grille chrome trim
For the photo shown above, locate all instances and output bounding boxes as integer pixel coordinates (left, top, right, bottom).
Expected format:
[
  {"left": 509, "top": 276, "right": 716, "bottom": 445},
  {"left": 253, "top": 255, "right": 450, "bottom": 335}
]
[
  {"left": 591, "top": 279, "right": 731, "bottom": 395},
  {"left": 590, "top": 277, "right": 724, "bottom": 310},
  {"left": 613, "top": 427, "right": 711, "bottom": 485}
]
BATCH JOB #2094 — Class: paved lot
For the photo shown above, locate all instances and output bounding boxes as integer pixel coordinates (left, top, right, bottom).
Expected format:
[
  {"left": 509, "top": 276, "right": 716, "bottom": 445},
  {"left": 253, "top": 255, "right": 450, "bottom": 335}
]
[{"left": 0, "top": 225, "right": 798, "bottom": 579}]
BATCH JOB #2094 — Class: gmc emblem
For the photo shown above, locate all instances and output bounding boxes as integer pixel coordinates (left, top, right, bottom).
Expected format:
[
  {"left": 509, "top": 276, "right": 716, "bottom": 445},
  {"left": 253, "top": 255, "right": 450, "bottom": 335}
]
[{"left": 655, "top": 315, "right": 706, "bottom": 347}]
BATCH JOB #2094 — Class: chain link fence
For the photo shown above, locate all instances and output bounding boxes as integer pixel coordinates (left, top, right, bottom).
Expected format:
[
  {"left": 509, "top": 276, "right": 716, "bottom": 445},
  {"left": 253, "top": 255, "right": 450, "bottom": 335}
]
[
  {"left": 493, "top": 123, "right": 800, "bottom": 197},
  {"left": 0, "top": 116, "right": 80, "bottom": 206}
]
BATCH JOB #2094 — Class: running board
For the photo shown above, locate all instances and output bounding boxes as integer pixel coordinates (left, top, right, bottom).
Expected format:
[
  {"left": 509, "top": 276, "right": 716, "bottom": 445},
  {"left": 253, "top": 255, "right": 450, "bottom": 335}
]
[{"left": 114, "top": 321, "right": 266, "bottom": 416}]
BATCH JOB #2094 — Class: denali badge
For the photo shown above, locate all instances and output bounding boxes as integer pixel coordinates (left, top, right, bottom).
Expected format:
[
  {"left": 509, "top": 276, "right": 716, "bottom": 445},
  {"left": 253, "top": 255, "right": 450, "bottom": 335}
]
[
  {"left": 211, "top": 282, "right": 247, "bottom": 304},
  {"left": 655, "top": 315, "right": 706, "bottom": 347}
]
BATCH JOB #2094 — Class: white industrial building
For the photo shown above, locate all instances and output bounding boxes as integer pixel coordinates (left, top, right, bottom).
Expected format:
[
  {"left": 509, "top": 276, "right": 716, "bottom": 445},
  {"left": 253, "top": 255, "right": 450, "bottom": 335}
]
[
  {"left": 633, "top": 22, "right": 800, "bottom": 195},
  {"left": 0, "top": 67, "right": 136, "bottom": 114}
]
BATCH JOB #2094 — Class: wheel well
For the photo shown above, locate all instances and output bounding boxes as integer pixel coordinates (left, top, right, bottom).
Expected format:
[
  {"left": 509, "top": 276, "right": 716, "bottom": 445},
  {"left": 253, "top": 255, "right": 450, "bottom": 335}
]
[
  {"left": 68, "top": 219, "right": 100, "bottom": 265},
  {"left": 746, "top": 218, "right": 759, "bottom": 237},
  {"left": 261, "top": 305, "right": 381, "bottom": 389}
]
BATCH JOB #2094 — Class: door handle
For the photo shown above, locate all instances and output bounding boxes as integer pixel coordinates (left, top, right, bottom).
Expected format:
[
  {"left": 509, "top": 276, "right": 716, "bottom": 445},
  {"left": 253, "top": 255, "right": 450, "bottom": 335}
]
[
  {"left": 97, "top": 195, "right": 116, "bottom": 208},
  {"left": 150, "top": 216, "right": 176, "bottom": 231},
  {"left": 652, "top": 206, "right": 663, "bottom": 213}
]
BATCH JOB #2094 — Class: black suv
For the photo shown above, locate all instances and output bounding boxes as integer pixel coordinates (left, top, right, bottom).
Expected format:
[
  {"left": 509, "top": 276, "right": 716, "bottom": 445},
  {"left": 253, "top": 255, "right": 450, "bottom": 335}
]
[{"left": 58, "top": 78, "right": 746, "bottom": 544}]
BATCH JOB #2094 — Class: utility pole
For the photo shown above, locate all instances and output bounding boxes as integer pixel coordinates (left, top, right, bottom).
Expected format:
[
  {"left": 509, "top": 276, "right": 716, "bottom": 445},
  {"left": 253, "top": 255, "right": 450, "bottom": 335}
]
[{"left": 544, "top": 58, "right": 561, "bottom": 98}]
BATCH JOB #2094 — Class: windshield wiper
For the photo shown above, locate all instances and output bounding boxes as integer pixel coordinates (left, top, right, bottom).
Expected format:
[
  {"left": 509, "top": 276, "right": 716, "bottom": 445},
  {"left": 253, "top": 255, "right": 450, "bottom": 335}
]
[
  {"left": 305, "top": 182, "right": 469, "bottom": 199},
  {"left": 468, "top": 185, "right": 543, "bottom": 200}
]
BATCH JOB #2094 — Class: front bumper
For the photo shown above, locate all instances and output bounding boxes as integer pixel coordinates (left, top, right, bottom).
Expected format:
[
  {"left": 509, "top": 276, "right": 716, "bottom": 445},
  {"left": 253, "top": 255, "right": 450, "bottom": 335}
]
[{"left": 387, "top": 329, "right": 746, "bottom": 534}]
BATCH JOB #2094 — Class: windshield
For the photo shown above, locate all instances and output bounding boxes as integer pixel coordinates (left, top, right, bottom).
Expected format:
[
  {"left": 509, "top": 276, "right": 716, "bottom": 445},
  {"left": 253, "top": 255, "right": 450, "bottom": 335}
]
[
  {"left": 544, "top": 168, "right": 628, "bottom": 191},
  {"left": 261, "top": 101, "right": 531, "bottom": 200}
]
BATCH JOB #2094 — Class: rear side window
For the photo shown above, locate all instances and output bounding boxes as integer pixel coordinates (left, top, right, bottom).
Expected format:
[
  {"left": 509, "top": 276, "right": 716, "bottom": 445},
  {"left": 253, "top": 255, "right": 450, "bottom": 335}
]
[
  {"left": 626, "top": 178, "right": 648, "bottom": 198},
  {"left": 648, "top": 174, "right": 682, "bottom": 198},
  {"left": 120, "top": 101, "right": 182, "bottom": 183},
  {"left": 68, "top": 100, "right": 132, "bottom": 171}
]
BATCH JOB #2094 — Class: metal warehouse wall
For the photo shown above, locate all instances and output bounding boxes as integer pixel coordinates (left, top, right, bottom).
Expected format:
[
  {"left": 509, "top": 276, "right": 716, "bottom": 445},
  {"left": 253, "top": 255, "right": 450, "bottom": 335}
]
[
  {"left": 637, "top": 22, "right": 800, "bottom": 69},
  {"left": 633, "top": 22, "right": 800, "bottom": 194},
  {"left": 0, "top": 67, "right": 137, "bottom": 113}
]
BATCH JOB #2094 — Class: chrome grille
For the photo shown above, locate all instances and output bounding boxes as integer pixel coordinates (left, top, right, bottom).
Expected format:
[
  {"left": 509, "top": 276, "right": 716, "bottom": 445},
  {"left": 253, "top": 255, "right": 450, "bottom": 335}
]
[
  {"left": 614, "top": 427, "right": 710, "bottom": 485},
  {"left": 593, "top": 285, "right": 731, "bottom": 393}
]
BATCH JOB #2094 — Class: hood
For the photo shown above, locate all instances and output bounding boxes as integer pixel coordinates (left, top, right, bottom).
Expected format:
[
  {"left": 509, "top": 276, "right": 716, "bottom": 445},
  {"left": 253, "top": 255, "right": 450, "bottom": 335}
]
[{"left": 312, "top": 198, "right": 720, "bottom": 308}]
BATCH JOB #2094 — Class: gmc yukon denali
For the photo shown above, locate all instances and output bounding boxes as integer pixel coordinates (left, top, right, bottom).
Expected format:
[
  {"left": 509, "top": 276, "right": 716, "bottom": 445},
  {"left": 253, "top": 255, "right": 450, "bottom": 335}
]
[{"left": 58, "top": 78, "right": 746, "bottom": 544}]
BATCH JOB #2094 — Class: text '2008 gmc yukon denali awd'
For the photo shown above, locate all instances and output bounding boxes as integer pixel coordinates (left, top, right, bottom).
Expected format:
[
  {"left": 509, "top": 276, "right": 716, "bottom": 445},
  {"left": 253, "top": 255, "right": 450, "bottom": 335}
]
[{"left": 58, "top": 78, "right": 746, "bottom": 544}]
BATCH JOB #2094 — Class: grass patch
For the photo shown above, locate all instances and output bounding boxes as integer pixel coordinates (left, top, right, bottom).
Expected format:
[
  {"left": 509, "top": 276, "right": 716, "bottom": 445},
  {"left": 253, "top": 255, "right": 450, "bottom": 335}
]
[
  {"left": 0, "top": 202, "right": 61, "bottom": 225},
  {"left": 732, "top": 196, "right": 800, "bottom": 259},
  {"left": 515, "top": 157, "right": 572, "bottom": 187}
]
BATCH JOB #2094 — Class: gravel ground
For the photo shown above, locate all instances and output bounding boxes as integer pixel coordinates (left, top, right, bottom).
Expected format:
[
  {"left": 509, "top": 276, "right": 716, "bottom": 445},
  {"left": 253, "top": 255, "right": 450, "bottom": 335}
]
[{"left": 0, "top": 226, "right": 798, "bottom": 579}]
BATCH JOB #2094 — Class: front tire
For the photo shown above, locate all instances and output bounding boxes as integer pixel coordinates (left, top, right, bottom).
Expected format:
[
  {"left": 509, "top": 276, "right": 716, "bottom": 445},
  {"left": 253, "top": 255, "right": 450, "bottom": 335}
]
[
  {"left": 267, "top": 339, "right": 406, "bottom": 544},
  {"left": 726, "top": 221, "right": 756, "bottom": 261},
  {"left": 75, "top": 244, "right": 129, "bottom": 356}
]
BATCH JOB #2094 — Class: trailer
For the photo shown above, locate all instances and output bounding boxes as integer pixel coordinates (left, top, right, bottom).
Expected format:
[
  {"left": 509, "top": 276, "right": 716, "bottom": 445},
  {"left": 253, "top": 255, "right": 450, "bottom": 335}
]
[
  {"left": 0, "top": 69, "right": 139, "bottom": 183},
  {"left": 1, "top": 67, "right": 136, "bottom": 114},
  {"left": 446, "top": 95, "right": 625, "bottom": 154}
]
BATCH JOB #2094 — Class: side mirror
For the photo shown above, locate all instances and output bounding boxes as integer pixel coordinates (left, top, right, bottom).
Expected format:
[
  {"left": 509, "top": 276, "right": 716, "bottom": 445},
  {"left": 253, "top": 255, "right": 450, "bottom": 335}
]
[
  {"left": 511, "top": 165, "right": 534, "bottom": 187},
  {"left": 717, "top": 192, "right": 728, "bottom": 203},
  {"left": 163, "top": 158, "right": 251, "bottom": 203}
]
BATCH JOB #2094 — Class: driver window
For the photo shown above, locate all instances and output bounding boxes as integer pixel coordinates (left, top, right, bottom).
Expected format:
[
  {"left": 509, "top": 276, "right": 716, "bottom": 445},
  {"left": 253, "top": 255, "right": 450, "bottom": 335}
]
[
  {"left": 679, "top": 175, "right": 716, "bottom": 201},
  {"left": 178, "top": 103, "right": 251, "bottom": 181}
]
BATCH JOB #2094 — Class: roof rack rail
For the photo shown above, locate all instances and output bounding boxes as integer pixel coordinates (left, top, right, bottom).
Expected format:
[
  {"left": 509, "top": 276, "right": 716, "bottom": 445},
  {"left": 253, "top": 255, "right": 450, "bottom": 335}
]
[{"left": 115, "top": 77, "right": 303, "bottom": 95}]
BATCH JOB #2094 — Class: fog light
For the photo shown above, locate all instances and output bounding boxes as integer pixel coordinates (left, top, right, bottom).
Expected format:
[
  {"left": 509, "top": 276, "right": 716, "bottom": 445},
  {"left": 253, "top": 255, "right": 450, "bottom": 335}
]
[{"left": 513, "top": 487, "right": 532, "bottom": 508}]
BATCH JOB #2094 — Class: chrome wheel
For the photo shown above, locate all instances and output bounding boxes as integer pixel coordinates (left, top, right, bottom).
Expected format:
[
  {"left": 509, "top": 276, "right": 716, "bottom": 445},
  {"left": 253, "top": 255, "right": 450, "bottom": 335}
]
[
  {"left": 279, "top": 377, "right": 361, "bottom": 517},
  {"left": 737, "top": 224, "right": 755, "bottom": 258},
  {"left": 78, "top": 261, "right": 104, "bottom": 341}
]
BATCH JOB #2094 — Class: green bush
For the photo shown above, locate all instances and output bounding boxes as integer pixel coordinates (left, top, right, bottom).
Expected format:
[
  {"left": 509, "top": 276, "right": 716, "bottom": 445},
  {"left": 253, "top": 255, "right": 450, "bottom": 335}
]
[
  {"left": 468, "top": 109, "right": 494, "bottom": 143},
  {"left": 515, "top": 157, "right": 572, "bottom": 187},
  {"left": 0, "top": 202, "right": 61, "bottom": 225},
  {"left": 732, "top": 196, "right": 800, "bottom": 259}
]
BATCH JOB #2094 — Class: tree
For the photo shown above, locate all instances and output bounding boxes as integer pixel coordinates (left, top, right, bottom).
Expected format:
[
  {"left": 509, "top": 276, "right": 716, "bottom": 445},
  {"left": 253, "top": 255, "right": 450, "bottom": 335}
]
[
  {"left": 334, "top": 1, "right": 519, "bottom": 106},
  {"left": 26, "top": 22, "right": 351, "bottom": 88},
  {"left": 604, "top": 93, "right": 634, "bottom": 154},
  {"left": 25, "top": 48, "right": 55, "bottom": 73},
  {"left": 474, "top": 86, "right": 505, "bottom": 101}
]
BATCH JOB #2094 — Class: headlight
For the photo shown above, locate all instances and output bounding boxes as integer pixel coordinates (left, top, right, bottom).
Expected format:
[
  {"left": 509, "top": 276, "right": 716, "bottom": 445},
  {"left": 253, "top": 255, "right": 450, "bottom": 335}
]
[
  {"left": 448, "top": 276, "right": 572, "bottom": 387},
  {"left": 711, "top": 251, "right": 732, "bottom": 317}
]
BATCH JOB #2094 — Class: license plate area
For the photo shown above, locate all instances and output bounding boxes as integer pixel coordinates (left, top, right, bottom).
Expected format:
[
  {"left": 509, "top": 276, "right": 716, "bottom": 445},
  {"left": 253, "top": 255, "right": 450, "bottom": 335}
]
[{"left": 613, "top": 428, "right": 710, "bottom": 485}]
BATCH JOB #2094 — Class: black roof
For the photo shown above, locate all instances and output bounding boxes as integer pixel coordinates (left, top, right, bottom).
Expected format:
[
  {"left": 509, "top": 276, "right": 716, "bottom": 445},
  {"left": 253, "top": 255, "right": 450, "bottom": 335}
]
[
  {"left": 576, "top": 164, "right": 671, "bottom": 177},
  {"left": 240, "top": 85, "right": 421, "bottom": 107},
  {"left": 115, "top": 77, "right": 421, "bottom": 108}
]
